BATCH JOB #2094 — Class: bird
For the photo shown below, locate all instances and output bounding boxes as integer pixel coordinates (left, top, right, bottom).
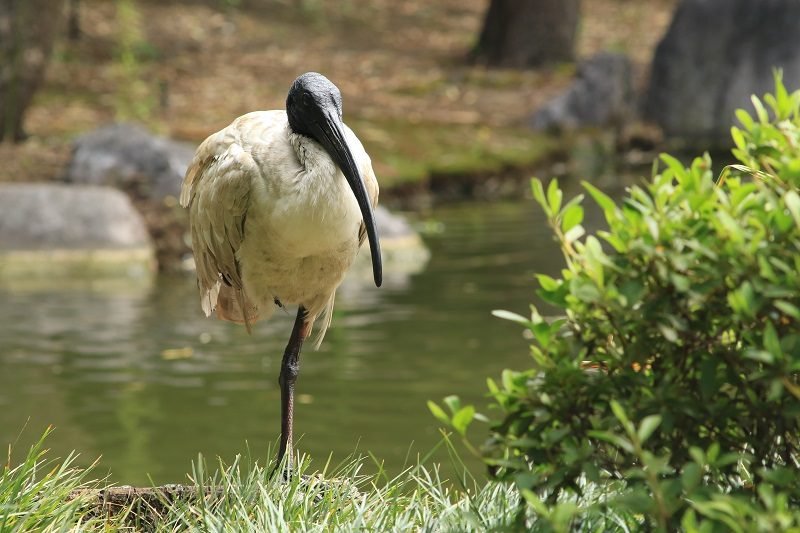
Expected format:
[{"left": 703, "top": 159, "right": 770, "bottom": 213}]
[{"left": 180, "top": 72, "right": 382, "bottom": 473}]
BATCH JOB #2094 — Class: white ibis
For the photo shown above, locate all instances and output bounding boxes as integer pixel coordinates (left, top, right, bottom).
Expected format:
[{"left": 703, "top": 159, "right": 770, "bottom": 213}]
[{"left": 180, "top": 72, "right": 382, "bottom": 472}]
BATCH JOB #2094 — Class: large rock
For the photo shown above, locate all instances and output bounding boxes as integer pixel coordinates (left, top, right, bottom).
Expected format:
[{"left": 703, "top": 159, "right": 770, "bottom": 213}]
[
  {"left": 373, "top": 204, "right": 430, "bottom": 266},
  {"left": 645, "top": 0, "right": 800, "bottom": 145},
  {"left": 342, "top": 205, "right": 430, "bottom": 292},
  {"left": 0, "top": 183, "right": 155, "bottom": 278},
  {"left": 63, "top": 123, "right": 195, "bottom": 199},
  {"left": 531, "top": 52, "right": 634, "bottom": 132}
]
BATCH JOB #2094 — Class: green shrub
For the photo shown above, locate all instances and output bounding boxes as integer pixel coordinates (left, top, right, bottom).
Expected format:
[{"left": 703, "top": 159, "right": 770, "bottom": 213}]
[{"left": 433, "top": 74, "right": 800, "bottom": 531}]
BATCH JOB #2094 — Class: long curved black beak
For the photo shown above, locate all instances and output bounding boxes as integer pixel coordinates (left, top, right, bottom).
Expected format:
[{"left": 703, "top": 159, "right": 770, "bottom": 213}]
[{"left": 311, "top": 111, "right": 382, "bottom": 287}]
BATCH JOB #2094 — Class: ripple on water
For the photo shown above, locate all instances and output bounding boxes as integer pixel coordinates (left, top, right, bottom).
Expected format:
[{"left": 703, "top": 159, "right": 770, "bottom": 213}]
[{"left": 0, "top": 201, "right": 568, "bottom": 484}]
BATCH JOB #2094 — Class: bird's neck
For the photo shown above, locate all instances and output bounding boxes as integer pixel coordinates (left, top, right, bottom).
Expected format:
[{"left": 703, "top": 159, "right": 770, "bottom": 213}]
[
  {"left": 288, "top": 131, "right": 336, "bottom": 179},
  {"left": 285, "top": 130, "right": 352, "bottom": 215}
]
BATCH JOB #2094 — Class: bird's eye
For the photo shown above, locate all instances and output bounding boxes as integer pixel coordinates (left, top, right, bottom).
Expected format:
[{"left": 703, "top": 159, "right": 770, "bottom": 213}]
[{"left": 302, "top": 93, "right": 313, "bottom": 106}]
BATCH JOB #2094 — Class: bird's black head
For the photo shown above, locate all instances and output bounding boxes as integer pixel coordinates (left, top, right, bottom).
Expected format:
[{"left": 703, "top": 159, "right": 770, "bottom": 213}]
[
  {"left": 284, "top": 72, "right": 383, "bottom": 288},
  {"left": 286, "top": 72, "right": 343, "bottom": 137}
]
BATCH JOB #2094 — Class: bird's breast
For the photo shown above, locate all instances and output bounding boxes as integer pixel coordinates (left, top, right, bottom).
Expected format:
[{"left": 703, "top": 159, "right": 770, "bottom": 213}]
[
  {"left": 268, "top": 169, "right": 360, "bottom": 252},
  {"left": 238, "top": 155, "right": 362, "bottom": 279},
  {"left": 231, "top": 119, "right": 369, "bottom": 307},
  {"left": 237, "top": 173, "right": 362, "bottom": 308}
]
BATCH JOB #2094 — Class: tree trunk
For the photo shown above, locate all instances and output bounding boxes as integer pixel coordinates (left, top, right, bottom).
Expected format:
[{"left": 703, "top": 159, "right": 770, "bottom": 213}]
[
  {"left": 0, "top": 0, "right": 64, "bottom": 142},
  {"left": 471, "top": 0, "right": 581, "bottom": 68},
  {"left": 67, "top": 0, "right": 80, "bottom": 41},
  {"left": 645, "top": 0, "right": 800, "bottom": 145}
]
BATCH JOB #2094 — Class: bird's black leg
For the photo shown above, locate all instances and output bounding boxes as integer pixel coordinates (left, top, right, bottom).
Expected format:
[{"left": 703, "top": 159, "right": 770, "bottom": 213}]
[{"left": 274, "top": 305, "right": 309, "bottom": 477}]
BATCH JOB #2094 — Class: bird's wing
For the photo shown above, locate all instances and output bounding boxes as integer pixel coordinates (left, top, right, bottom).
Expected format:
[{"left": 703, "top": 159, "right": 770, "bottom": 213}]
[{"left": 180, "top": 128, "right": 259, "bottom": 325}]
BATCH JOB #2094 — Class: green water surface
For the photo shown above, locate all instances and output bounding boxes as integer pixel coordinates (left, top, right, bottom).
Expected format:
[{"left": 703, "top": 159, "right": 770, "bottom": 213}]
[{"left": 0, "top": 200, "right": 569, "bottom": 484}]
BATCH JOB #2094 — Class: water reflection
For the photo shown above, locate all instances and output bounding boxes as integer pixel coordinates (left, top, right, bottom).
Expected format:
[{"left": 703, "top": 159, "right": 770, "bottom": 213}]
[{"left": 0, "top": 200, "right": 568, "bottom": 484}]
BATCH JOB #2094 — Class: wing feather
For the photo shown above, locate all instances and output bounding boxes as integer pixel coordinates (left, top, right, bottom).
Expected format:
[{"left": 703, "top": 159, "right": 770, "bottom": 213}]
[{"left": 181, "top": 129, "right": 259, "bottom": 328}]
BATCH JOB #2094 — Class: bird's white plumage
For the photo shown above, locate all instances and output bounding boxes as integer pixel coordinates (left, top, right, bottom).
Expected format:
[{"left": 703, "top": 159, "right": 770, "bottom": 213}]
[{"left": 181, "top": 110, "right": 378, "bottom": 347}]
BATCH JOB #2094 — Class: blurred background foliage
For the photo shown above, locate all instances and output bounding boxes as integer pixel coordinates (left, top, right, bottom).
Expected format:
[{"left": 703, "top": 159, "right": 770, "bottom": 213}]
[{"left": 0, "top": 0, "right": 675, "bottom": 189}]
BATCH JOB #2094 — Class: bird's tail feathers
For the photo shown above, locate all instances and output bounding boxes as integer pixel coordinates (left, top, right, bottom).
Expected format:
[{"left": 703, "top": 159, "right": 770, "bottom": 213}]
[
  {"left": 311, "top": 292, "right": 336, "bottom": 350},
  {"left": 214, "top": 284, "right": 260, "bottom": 333},
  {"left": 201, "top": 281, "right": 221, "bottom": 318}
]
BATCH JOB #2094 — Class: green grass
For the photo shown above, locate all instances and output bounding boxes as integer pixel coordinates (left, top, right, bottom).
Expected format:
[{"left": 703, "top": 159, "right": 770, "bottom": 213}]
[
  {"left": 1, "top": 430, "right": 646, "bottom": 531},
  {"left": 0, "top": 428, "right": 110, "bottom": 531},
  {"left": 353, "top": 118, "right": 557, "bottom": 189},
  {"left": 164, "top": 452, "right": 526, "bottom": 531},
  {"left": 0, "top": 432, "right": 531, "bottom": 532}
]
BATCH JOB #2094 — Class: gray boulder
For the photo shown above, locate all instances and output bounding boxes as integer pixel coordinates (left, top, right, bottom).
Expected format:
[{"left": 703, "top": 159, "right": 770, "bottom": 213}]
[
  {"left": 64, "top": 123, "right": 195, "bottom": 199},
  {"left": 374, "top": 205, "right": 416, "bottom": 239},
  {"left": 344, "top": 205, "right": 430, "bottom": 292},
  {"left": 645, "top": 0, "right": 800, "bottom": 145},
  {"left": 531, "top": 52, "right": 634, "bottom": 132},
  {"left": 0, "top": 183, "right": 155, "bottom": 277}
]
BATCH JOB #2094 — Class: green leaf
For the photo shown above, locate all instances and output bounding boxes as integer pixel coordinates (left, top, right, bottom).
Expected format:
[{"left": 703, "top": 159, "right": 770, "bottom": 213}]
[
  {"left": 536, "top": 274, "right": 561, "bottom": 291},
  {"left": 563, "top": 224, "right": 585, "bottom": 243},
  {"left": 520, "top": 489, "right": 549, "bottom": 516},
  {"left": 731, "top": 126, "right": 746, "bottom": 150},
  {"left": 451, "top": 405, "right": 475, "bottom": 436},
  {"left": 582, "top": 461, "right": 601, "bottom": 483},
  {"left": 784, "top": 190, "right": 800, "bottom": 228},
  {"left": 671, "top": 273, "right": 691, "bottom": 292},
  {"left": 501, "top": 369, "right": 516, "bottom": 392},
  {"left": 619, "top": 279, "right": 645, "bottom": 306},
  {"left": 700, "top": 359, "right": 719, "bottom": 401},
  {"left": 610, "top": 400, "right": 633, "bottom": 431},
  {"left": 582, "top": 181, "right": 617, "bottom": 216},
  {"left": 491, "top": 309, "right": 532, "bottom": 326},
  {"left": 773, "top": 69, "right": 790, "bottom": 117},
  {"left": 775, "top": 300, "right": 800, "bottom": 320},
  {"left": 716, "top": 210, "right": 742, "bottom": 240},
  {"left": 744, "top": 349, "right": 774, "bottom": 364},
  {"left": 561, "top": 204, "right": 584, "bottom": 233},
  {"left": 550, "top": 502, "right": 579, "bottom": 530},
  {"left": 728, "top": 281, "right": 757, "bottom": 317},
  {"left": 588, "top": 430, "right": 634, "bottom": 454},
  {"left": 442, "top": 395, "right": 461, "bottom": 414},
  {"left": 689, "top": 446, "right": 705, "bottom": 466},
  {"left": 751, "top": 94, "right": 769, "bottom": 123},
  {"left": 681, "top": 462, "right": 702, "bottom": 490},
  {"left": 637, "top": 415, "right": 662, "bottom": 444},
  {"left": 614, "top": 489, "right": 656, "bottom": 514},
  {"left": 644, "top": 215, "right": 660, "bottom": 240},
  {"left": 486, "top": 377, "right": 498, "bottom": 393},
  {"left": 658, "top": 323, "right": 679, "bottom": 343},
  {"left": 758, "top": 466, "right": 795, "bottom": 488},
  {"left": 763, "top": 321, "right": 783, "bottom": 359},
  {"left": 531, "top": 178, "right": 547, "bottom": 213},
  {"left": 735, "top": 108, "right": 754, "bottom": 130},
  {"left": 427, "top": 401, "right": 450, "bottom": 426},
  {"left": 532, "top": 322, "right": 552, "bottom": 348},
  {"left": 547, "top": 178, "right": 563, "bottom": 214},
  {"left": 660, "top": 152, "right": 688, "bottom": 178},
  {"left": 571, "top": 277, "right": 601, "bottom": 303}
]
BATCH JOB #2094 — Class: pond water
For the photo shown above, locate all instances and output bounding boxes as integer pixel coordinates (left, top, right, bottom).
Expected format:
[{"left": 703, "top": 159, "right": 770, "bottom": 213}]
[{"left": 0, "top": 199, "right": 576, "bottom": 485}]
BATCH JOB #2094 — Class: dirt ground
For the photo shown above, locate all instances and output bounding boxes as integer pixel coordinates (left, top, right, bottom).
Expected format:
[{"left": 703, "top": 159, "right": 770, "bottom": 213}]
[{"left": 2, "top": 0, "right": 677, "bottom": 189}]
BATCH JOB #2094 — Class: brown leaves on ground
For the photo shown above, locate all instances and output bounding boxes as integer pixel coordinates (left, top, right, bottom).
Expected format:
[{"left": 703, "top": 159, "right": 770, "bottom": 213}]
[{"left": 6, "top": 0, "right": 677, "bottom": 186}]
